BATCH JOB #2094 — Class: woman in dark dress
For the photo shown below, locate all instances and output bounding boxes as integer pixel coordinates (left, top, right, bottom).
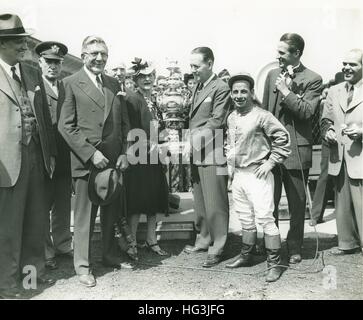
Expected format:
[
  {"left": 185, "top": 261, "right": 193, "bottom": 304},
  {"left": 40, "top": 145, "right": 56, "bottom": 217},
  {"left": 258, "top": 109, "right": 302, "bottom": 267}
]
[{"left": 125, "top": 58, "right": 169, "bottom": 257}]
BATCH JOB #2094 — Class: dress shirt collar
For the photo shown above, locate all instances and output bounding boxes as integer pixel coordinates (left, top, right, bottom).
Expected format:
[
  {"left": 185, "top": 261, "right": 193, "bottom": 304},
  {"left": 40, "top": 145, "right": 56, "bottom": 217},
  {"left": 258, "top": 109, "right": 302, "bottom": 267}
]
[
  {"left": 42, "top": 75, "right": 58, "bottom": 96},
  {"left": 83, "top": 65, "right": 103, "bottom": 88},
  {"left": 0, "top": 58, "right": 20, "bottom": 79},
  {"left": 202, "top": 73, "right": 215, "bottom": 88},
  {"left": 345, "top": 79, "right": 362, "bottom": 91}
]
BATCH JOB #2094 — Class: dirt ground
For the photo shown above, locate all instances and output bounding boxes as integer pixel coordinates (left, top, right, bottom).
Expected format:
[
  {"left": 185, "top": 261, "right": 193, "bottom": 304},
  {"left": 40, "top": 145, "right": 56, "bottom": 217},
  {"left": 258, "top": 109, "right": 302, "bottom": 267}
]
[{"left": 18, "top": 229, "right": 363, "bottom": 300}]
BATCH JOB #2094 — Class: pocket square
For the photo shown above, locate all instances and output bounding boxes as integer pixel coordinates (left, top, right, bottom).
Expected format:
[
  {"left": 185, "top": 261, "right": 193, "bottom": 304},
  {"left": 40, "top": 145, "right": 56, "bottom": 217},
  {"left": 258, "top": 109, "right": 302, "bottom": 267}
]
[
  {"left": 35, "top": 85, "right": 41, "bottom": 91},
  {"left": 203, "top": 97, "right": 212, "bottom": 103}
]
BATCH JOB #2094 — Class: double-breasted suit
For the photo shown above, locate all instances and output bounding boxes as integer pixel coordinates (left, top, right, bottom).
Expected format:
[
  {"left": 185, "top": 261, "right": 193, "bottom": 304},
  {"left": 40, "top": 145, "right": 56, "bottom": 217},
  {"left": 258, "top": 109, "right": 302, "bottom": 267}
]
[
  {"left": 43, "top": 79, "right": 73, "bottom": 261},
  {"left": 189, "top": 75, "right": 231, "bottom": 256},
  {"left": 262, "top": 64, "right": 322, "bottom": 255},
  {"left": 0, "top": 63, "right": 56, "bottom": 291},
  {"left": 58, "top": 67, "right": 130, "bottom": 274},
  {"left": 321, "top": 81, "right": 363, "bottom": 250}
]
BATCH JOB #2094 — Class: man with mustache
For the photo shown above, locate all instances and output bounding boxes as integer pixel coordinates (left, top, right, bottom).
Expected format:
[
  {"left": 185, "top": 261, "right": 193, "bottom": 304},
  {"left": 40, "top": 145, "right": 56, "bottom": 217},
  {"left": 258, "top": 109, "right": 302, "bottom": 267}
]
[
  {"left": 262, "top": 33, "right": 323, "bottom": 264},
  {"left": 225, "top": 72, "right": 290, "bottom": 282},
  {"left": 58, "top": 36, "right": 130, "bottom": 287},
  {"left": 321, "top": 49, "right": 363, "bottom": 256},
  {"left": 35, "top": 41, "right": 73, "bottom": 270}
]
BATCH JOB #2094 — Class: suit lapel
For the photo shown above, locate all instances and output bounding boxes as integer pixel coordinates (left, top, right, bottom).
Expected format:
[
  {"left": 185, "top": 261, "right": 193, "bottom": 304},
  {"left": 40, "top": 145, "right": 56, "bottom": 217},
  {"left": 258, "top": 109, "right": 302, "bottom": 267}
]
[
  {"left": 0, "top": 64, "right": 20, "bottom": 105},
  {"left": 57, "top": 81, "right": 65, "bottom": 121},
  {"left": 43, "top": 79, "right": 58, "bottom": 100},
  {"left": 76, "top": 69, "right": 105, "bottom": 110},
  {"left": 102, "top": 75, "right": 115, "bottom": 122},
  {"left": 190, "top": 76, "right": 217, "bottom": 116},
  {"left": 189, "top": 85, "right": 198, "bottom": 117},
  {"left": 346, "top": 83, "right": 362, "bottom": 112},
  {"left": 20, "top": 64, "right": 42, "bottom": 113},
  {"left": 270, "top": 70, "right": 280, "bottom": 115},
  {"left": 338, "top": 84, "right": 348, "bottom": 112}
]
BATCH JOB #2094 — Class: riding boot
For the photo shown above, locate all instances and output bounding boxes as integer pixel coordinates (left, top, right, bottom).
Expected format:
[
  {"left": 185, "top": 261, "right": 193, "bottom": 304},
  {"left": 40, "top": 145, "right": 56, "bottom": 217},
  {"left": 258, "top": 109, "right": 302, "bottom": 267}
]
[
  {"left": 226, "top": 230, "right": 256, "bottom": 268},
  {"left": 265, "top": 234, "right": 283, "bottom": 282}
]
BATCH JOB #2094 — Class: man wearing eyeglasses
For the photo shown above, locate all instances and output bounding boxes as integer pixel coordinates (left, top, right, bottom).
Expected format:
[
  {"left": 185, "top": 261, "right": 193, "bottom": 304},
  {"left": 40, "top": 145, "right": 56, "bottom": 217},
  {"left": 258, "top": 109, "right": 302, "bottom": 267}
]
[{"left": 58, "top": 36, "right": 131, "bottom": 287}]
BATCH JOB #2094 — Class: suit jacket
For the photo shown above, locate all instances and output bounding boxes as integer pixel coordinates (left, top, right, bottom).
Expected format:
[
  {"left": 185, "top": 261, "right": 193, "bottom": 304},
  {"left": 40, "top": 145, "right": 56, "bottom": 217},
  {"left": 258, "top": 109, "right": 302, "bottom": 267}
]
[
  {"left": 189, "top": 75, "right": 231, "bottom": 166},
  {"left": 262, "top": 64, "right": 322, "bottom": 169},
  {"left": 0, "top": 63, "right": 56, "bottom": 187},
  {"left": 58, "top": 68, "right": 130, "bottom": 178},
  {"left": 43, "top": 79, "right": 71, "bottom": 177},
  {"left": 321, "top": 81, "right": 363, "bottom": 179}
]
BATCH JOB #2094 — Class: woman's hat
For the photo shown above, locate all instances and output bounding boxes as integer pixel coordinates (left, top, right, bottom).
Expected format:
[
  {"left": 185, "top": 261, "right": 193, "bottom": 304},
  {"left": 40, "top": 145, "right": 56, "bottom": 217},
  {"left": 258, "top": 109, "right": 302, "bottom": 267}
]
[
  {"left": 88, "top": 167, "right": 122, "bottom": 206},
  {"left": 130, "top": 57, "right": 155, "bottom": 77},
  {"left": 0, "top": 14, "right": 33, "bottom": 37}
]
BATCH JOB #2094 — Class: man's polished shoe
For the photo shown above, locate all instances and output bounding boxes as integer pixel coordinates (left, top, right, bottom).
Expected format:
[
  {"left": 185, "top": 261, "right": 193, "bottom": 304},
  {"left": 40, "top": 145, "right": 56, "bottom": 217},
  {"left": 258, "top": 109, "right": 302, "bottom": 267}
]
[
  {"left": 225, "top": 254, "right": 252, "bottom": 268},
  {"left": 45, "top": 258, "right": 58, "bottom": 270},
  {"left": 329, "top": 247, "right": 361, "bottom": 256},
  {"left": 0, "top": 288, "right": 21, "bottom": 299},
  {"left": 183, "top": 245, "right": 208, "bottom": 254},
  {"left": 289, "top": 254, "right": 302, "bottom": 264},
  {"left": 120, "top": 262, "right": 135, "bottom": 269},
  {"left": 202, "top": 255, "right": 222, "bottom": 268},
  {"left": 37, "top": 276, "right": 56, "bottom": 285},
  {"left": 79, "top": 274, "right": 96, "bottom": 287}
]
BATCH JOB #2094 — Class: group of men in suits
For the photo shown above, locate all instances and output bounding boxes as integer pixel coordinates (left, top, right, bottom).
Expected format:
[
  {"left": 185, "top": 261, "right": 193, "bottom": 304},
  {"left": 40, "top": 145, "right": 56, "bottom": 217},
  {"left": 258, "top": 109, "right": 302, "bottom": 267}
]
[
  {"left": 184, "top": 36, "right": 362, "bottom": 271},
  {"left": 0, "top": 12, "right": 361, "bottom": 297},
  {"left": 0, "top": 14, "right": 132, "bottom": 296}
]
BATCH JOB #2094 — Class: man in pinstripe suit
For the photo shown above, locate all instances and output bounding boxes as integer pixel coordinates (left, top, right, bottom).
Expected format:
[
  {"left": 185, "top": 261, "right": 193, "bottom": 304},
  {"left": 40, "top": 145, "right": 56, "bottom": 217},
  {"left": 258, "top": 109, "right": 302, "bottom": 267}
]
[{"left": 183, "top": 47, "right": 231, "bottom": 268}]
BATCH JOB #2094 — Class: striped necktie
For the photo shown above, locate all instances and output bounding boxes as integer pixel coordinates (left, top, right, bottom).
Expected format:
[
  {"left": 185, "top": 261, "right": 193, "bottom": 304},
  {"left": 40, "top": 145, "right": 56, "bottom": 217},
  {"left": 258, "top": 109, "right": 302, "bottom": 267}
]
[
  {"left": 347, "top": 85, "right": 354, "bottom": 107},
  {"left": 96, "top": 75, "right": 104, "bottom": 95},
  {"left": 11, "top": 66, "right": 22, "bottom": 87}
]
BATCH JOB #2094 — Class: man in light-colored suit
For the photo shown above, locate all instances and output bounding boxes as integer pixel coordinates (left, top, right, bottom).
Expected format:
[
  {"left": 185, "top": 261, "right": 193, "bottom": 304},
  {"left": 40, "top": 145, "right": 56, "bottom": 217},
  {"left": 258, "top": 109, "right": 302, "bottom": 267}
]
[
  {"left": 35, "top": 41, "right": 73, "bottom": 270},
  {"left": 58, "top": 36, "right": 130, "bottom": 287},
  {"left": 183, "top": 47, "right": 231, "bottom": 268},
  {"left": 321, "top": 49, "right": 363, "bottom": 255},
  {"left": 0, "top": 14, "right": 56, "bottom": 298},
  {"left": 262, "top": 33, "right": 322, "bottom": 264}
]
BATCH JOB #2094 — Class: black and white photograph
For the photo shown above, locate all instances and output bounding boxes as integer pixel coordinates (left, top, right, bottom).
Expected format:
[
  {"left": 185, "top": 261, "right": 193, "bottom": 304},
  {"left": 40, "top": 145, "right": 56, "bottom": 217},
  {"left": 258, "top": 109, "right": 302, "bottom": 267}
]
[{"left": 0, "top": 0, "right": 362, "bottom": 303}]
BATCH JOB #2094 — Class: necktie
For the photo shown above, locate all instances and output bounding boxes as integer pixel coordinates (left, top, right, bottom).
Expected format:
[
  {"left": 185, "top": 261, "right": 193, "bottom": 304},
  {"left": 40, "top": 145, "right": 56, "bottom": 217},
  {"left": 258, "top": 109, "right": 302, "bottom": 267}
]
[
  {"left": 11, "top": 66, "right": 22, "bottom": 87},
  {"left": 96, "top": 75, "right": 104, "bottom": 95},
  {"left": 347, "top": 85, "right": 354, "bottom": 107},
  {"left": 194, "top": 83, "right": 203, "bottom": 102}
]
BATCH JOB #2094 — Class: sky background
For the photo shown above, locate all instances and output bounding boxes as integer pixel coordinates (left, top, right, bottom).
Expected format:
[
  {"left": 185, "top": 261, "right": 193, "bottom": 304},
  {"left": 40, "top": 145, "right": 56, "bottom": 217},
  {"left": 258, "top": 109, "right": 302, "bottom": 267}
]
[{"left": 1, "top": 0, "right": 362, "bottom": 99}]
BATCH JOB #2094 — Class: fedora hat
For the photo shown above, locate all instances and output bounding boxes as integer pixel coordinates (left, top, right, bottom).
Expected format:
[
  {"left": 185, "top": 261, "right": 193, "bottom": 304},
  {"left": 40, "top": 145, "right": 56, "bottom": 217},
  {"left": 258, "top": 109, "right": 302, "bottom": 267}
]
[
  {"left": 88, "top": 167, "right": 122, "bottom": 206},
  {"left": 0, "top": 14, "right": 33, "bottom": 37}
]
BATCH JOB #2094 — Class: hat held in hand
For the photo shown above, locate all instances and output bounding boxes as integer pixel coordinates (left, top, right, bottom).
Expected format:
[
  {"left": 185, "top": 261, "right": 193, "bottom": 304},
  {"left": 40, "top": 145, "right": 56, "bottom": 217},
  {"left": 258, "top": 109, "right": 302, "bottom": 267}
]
[{"left": 88, "top": 167, "right": 122, "bottom": 206}]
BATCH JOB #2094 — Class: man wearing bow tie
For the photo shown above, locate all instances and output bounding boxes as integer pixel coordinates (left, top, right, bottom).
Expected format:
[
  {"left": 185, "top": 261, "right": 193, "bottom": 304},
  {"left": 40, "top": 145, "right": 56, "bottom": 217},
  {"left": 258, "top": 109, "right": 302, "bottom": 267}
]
[
  {"left": 321, "top": 49, "right": 363, "bottom": 256},
  {"left": 35, "top": 41, "right": 73, "bottom": 270},
  {"left": 262, "top": 33, "right": 323, "bottom": 264},
  {"left": 58, "top": 36, "right": 130, "bottom": 287},
  {"left": 0, "top": 14, "right": 56, "bottom": 298},
  {"left": 183, "top": 47, "right": 231, "bottom": 268}
]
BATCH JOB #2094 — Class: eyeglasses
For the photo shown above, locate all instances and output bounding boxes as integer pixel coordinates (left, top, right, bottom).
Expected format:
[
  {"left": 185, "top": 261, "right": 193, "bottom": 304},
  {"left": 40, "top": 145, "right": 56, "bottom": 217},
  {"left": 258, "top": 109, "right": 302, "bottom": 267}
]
[{"left": 83, "top": 51, "right": 108, "bottom": 59}]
